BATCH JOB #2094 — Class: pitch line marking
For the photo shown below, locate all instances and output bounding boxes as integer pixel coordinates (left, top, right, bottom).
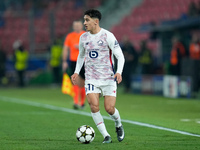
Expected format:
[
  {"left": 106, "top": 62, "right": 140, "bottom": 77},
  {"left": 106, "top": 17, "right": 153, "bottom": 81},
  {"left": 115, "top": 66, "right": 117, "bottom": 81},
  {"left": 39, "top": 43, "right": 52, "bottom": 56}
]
[
  {"left": 0, "top": 96, "right": 200, "bottom": 138},
  {"left": 180, "top": 119, "right": 191, "bottom": 122},
  {"left": 180, "top": 118, "right": 200, "bottom": 124}
]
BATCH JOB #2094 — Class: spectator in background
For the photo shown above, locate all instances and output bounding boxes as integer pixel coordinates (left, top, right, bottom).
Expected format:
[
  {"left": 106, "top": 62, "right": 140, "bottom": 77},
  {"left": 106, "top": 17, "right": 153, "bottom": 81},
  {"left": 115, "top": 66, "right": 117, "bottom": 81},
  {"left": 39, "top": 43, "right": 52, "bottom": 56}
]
[
  {"left": 62, "top": 20, "right": 86, "bottom": 109},
  {"left": 149, "top": 21, "right": 159, "bottom": 41},
  {"left": 170, "top": 36, "right": 186, "bottom": 76},
  {"left": 120, "top": 36, "right": 138, "bottom": 93},
  {"left": 138, "top": 40, "right": 154, "bottom": 74},
  {"left": 197, "top": 1, "right": 200, "bottom": 15},
  {"left": 50, "top": 38, "right": 62, "bottom": 84},
  {"left": 188, "top": 1, "right": 199, "bottom": 17},
  {"left": 13, "top": 40, "right": 29, "bottom": 87},
  {"left": 0, "top": 41, "right": 7, "bottom": 85},
  {"left": 189, "top": 33, "right": 200, "bottom": 92},
  {"left": 189, "top": 34, "right": 200, "bottom": 60}
]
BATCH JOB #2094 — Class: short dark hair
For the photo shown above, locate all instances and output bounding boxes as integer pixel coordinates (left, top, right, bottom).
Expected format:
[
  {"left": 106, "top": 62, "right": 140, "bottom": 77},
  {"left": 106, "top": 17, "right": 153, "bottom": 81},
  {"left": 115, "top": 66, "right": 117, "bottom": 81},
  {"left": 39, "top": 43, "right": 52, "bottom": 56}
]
[{"left": 84, "top": 9, "right": 101, "bottom": 21}]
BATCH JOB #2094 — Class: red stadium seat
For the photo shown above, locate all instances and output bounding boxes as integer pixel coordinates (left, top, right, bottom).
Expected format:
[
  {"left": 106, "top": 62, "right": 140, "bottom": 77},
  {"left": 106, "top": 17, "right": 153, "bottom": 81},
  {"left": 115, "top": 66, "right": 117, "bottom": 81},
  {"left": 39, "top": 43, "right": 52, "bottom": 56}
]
[
  {"left": 1, "top": 0, "right": 103, "bottom": 54},
  {"left": 111, "top": 0, "right": 192, "bottom": 53}
]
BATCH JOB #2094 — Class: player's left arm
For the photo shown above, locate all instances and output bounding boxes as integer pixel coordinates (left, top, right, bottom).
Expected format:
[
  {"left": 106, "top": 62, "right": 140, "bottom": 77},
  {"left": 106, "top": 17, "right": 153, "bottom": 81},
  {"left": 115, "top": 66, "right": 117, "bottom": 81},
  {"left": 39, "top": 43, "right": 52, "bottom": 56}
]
[
  {"left": 107, "top": 33, "right": 125, "bottom": 84},
  {"left": 113, "top": 48, "right": 125, "bottom": 84}
]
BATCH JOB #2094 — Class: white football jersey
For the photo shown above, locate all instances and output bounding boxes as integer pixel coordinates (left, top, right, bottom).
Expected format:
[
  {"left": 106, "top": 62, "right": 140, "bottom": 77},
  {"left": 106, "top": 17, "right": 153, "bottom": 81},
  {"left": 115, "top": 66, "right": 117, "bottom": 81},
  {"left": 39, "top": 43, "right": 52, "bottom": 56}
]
[{"left": 75, "top": 28, "right": 125, "bottom": 86}]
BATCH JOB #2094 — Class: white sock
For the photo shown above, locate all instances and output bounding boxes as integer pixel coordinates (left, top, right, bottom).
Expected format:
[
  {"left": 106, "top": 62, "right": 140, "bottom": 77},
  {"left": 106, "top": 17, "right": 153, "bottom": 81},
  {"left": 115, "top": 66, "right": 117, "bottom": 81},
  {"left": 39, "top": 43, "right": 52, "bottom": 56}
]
[
  {"left": 110, "top": 108, "right": 122, "bottom": 128},
  {"left": 91, "top": 111, "right": 110, "bottom": 138}
]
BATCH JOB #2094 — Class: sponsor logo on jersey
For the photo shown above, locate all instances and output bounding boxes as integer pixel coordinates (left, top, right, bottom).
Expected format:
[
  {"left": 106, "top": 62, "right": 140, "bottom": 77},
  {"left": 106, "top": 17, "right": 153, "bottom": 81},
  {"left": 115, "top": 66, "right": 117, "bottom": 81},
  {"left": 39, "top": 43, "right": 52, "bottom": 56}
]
[{"left": 97, "top": 40, "right": 103, "bottom": 46}]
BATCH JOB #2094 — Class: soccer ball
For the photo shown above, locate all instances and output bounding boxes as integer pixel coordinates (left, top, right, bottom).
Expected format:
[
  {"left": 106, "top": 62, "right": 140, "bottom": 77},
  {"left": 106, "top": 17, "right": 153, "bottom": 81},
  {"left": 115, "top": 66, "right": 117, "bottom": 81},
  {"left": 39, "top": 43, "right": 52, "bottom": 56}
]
[{"left": 76, "top": 125, "right": 95, "bottom": 144}]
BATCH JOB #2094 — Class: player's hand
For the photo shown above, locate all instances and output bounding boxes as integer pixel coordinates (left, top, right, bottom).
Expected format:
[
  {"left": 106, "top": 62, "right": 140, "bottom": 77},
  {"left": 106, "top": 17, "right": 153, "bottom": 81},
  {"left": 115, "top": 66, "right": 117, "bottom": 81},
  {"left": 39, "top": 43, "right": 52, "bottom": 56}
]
[
  {"left": 114, "top": 73, "right": 122, "bottom": 84},
  {"left": 71, "top": 73, "right": 79, "bottom": 85},
  {"left": 62, "top": 61, "right": 68, "bottom": 72}
]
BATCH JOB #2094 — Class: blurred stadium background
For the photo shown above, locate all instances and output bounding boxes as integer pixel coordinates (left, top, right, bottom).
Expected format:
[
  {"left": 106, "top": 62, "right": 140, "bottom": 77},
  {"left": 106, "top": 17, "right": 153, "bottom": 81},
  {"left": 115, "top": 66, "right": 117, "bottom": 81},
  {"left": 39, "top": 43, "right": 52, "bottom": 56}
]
[{"left": 0, "top": 0, "right": 200, "bottom": 99}]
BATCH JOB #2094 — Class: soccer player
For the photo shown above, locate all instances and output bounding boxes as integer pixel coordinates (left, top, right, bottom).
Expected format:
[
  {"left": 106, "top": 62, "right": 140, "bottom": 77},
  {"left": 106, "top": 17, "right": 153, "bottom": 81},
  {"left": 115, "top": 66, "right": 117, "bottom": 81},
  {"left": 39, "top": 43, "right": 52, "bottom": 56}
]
[
  {"left": 71, "top": 9, "right": 125, "bottom": 143},
  {"left": 62, "top": 20, "right": 86, "bottom": 109}
]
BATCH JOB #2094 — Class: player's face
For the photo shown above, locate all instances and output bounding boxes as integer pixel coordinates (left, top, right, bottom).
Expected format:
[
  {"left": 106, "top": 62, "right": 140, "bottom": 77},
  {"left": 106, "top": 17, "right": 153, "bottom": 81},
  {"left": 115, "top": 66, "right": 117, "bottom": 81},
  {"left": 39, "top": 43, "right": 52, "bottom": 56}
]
[{"left": 83, "top": 15, "right": 97, "bottom": 32}]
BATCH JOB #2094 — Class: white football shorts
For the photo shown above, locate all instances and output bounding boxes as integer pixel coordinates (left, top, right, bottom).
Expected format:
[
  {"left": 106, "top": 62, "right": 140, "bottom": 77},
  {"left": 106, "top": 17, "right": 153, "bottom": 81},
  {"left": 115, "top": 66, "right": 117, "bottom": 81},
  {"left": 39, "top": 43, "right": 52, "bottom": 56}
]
[{"left": 85, "top": 82, "right": 117, "bottom": 97}]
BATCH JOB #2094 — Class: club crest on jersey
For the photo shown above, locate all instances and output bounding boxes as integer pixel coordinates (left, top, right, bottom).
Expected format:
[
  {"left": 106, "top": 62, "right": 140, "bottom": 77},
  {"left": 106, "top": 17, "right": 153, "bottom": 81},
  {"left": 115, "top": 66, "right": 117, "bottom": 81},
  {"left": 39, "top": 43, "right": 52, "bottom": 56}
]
[
  {"left": 97, "top": 40, "right": 103, "bottom": 46},
  {"left": 85, "top": 42, "right": 89, "bottom": 45}
]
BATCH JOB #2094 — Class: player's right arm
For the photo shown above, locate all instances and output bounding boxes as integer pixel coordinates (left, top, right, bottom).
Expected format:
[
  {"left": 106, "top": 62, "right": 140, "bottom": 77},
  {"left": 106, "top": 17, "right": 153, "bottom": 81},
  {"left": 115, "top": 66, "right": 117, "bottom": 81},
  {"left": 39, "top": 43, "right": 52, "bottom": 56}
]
[
  {"left": 74, "top": 35, "right": 85, "bottom": 74},
  {"left": 71, "top": 35, "right": 85, "bottom": 84}
]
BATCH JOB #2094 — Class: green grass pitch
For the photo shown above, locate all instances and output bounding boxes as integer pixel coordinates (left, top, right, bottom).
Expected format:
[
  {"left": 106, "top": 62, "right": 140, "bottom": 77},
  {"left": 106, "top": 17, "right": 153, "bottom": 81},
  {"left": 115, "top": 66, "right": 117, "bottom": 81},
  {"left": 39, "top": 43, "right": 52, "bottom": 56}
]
[{"left": 0, "top": 87, "right": 200, "bottom": 150}]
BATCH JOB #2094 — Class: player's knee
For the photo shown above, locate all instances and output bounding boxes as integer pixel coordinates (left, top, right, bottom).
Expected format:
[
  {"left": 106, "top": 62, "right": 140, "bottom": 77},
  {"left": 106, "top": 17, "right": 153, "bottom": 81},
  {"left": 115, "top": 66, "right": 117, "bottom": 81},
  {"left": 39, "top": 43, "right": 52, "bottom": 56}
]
[
  {"left": 90, "top": 104, "right": 99, "bottom": 113},
  {"left": 105, "top": 106, "right": 115, "bottom": 115}
]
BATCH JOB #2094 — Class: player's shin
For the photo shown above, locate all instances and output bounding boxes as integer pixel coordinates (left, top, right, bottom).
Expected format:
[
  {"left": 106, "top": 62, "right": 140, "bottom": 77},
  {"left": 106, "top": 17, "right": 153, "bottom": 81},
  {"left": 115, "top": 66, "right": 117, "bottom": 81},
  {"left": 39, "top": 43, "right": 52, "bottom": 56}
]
[
  {"left": 109, "top": 108, "right": 122, "bottom": 127},
  {"left": 91, "top": 111, "right": 110, "bottom": 138}
]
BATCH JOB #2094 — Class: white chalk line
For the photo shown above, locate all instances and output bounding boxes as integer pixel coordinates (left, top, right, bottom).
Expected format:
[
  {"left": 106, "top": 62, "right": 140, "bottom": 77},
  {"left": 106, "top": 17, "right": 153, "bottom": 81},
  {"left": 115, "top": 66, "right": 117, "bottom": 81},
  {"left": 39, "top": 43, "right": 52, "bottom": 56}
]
[
  {"left": 0, "top": 96, "right": 200, "bottom": 138},
  {"left": 180, "top": 118, "right": 200, "bottom": 124}
]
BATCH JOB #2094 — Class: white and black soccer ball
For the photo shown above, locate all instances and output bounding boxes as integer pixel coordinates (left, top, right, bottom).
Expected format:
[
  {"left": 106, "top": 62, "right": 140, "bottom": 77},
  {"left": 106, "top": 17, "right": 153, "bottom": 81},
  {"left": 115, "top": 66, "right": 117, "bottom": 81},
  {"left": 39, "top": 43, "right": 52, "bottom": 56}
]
[{"left": 76, "top": 125, "right": 95, "bottom": 144}]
